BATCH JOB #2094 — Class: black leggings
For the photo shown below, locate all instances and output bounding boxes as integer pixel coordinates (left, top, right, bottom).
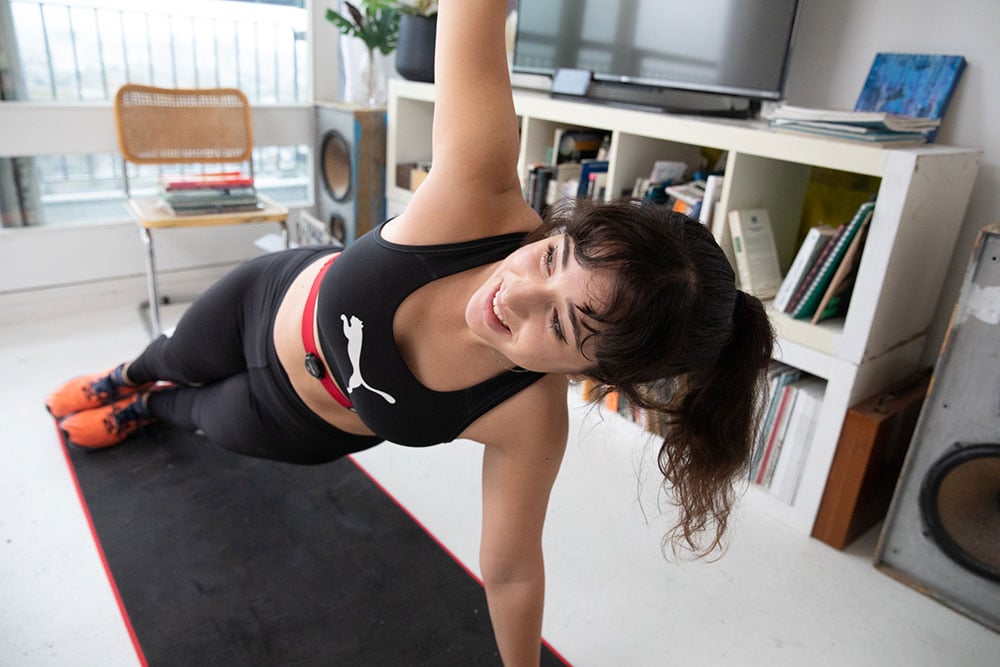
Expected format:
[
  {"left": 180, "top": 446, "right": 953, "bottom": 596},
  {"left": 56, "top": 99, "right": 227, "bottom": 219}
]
[{"left": 128, "top": 248, "right": 383, "bottom": 465}]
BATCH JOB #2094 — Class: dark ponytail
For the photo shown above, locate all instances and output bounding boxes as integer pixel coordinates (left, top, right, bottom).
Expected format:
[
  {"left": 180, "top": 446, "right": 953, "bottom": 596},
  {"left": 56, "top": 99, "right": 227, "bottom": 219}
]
[
  {"left": 535, "top": 199, "right": 775, "bottom": 557},
  {"left": 654, "top": 289, "right": 773, "bottom": 557}
]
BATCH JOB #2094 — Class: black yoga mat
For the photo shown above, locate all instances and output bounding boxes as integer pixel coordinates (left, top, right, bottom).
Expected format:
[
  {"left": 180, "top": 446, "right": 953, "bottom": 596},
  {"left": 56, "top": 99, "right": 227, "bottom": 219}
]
[{"left": 59, "top": 424, "right": 569, "bottom": 666}]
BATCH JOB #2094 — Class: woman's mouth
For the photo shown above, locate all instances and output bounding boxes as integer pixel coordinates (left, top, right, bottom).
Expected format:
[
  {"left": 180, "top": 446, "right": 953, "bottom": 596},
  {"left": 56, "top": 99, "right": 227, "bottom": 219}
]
[{"left": 485, "top": 283, "right": 511, "bottom": 335}]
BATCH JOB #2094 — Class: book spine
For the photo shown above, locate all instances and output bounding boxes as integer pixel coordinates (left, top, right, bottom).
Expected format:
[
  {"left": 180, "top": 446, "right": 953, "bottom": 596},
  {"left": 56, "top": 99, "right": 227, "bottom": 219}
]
[
  {"left": 774, "top": 227, "right": 832, "bottom": 312},
  {"left": 791, "top": 202, "right": 874, "bottom": 319},
  {"left": 755, "top": 385, "right": 796, "bottom": 485},
  {"left": 784, "top": 224, "right": 845, "bottom": 314}
]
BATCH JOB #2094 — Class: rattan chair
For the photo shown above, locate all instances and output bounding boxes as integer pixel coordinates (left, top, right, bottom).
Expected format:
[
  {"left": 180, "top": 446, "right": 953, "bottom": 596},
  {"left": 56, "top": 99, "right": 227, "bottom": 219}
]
[{"left": 113, "top": 83, "right": 289, "bottom": 336}]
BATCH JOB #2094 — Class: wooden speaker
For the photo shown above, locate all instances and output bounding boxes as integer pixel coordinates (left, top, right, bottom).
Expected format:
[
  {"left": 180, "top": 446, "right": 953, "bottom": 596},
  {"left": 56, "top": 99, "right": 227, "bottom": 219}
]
[
  {"left": 874, "top": 225, "right": 1000, "bottom": 632},
  {"left": 313, "top": 103, "right": 385, "bottom": 245}
]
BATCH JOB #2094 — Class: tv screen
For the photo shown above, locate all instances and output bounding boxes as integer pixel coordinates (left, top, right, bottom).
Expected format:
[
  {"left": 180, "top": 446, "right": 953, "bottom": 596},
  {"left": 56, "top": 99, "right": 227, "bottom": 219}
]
[{"left": 512, "top": 0, "right": 800, "bottom": 104}]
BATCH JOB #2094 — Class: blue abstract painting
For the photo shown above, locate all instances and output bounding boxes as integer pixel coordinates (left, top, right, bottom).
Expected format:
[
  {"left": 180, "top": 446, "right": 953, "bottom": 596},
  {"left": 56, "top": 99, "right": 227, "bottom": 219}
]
[{"left": 854, "top": 53, "right": 966, "bottom": 142}]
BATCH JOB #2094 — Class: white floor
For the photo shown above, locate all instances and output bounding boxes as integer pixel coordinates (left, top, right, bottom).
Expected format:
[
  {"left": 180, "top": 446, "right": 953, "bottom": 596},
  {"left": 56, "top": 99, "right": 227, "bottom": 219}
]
[{"left": 2, "top": 280, "right": 998, "bottom": 667}]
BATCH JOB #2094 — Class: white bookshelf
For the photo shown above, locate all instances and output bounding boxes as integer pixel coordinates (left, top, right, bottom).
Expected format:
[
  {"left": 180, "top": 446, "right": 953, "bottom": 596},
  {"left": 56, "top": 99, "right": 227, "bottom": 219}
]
[{"left": 385, "top": 78, "right": 981, "bottom": 535}]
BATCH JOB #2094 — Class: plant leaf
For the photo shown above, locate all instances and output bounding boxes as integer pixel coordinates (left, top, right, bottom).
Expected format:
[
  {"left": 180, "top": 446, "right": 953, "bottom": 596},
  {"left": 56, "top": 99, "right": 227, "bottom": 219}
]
[{"left": 345, "top": 1, "right": 365, "bottom": 29}]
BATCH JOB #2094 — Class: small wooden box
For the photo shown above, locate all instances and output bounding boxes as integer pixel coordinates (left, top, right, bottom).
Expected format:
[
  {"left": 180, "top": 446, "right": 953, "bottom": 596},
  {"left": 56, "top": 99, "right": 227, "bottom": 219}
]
[{"left": 811, "top": 372, "right": 931, "bottom": 550}]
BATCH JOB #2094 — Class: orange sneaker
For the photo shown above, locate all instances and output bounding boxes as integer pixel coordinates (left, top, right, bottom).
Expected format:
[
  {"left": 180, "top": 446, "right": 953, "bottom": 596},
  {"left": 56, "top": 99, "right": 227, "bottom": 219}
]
[
  {"left": 45, "top": 365, "right": 153, "bottom": 419},
  {"left": 58, "top": 395, "right": 155, "bottom": 449}
]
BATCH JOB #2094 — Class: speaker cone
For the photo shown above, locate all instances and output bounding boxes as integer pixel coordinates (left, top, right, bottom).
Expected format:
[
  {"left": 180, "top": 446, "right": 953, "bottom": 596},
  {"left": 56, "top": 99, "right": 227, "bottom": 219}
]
[
  {"left": 919, "top": 443, "right": 1000, "bottom": 582},
  {"left": 320, "top": 130, "right": 352, "bottom": 202}
]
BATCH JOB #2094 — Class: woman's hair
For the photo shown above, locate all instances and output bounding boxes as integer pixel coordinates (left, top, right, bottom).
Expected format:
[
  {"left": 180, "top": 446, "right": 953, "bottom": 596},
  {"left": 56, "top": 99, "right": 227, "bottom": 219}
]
[{"left": 526, "top": 198, "right": 775, "bottom": 558}]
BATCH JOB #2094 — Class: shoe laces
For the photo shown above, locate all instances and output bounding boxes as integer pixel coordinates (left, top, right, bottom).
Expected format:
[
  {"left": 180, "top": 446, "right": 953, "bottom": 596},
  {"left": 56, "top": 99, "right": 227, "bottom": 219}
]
[
  {"left": 87, "top": 373, "right": 123, "bottom": 402},
  {"left": 102, "top": 398, "right": 146, "bottom": 434}
]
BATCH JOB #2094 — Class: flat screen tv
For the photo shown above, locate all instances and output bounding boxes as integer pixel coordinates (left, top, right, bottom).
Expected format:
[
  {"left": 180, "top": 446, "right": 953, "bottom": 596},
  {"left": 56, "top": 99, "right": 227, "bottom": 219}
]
[{"left": 511, "top": 0, "right": 801, "bottom": 116}]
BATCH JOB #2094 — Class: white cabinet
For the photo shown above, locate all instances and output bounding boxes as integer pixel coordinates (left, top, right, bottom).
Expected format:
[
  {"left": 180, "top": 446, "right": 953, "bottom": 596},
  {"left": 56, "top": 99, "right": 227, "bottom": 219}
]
[{"left": 385, "top": 78, "right": 981, "bottom": 535}]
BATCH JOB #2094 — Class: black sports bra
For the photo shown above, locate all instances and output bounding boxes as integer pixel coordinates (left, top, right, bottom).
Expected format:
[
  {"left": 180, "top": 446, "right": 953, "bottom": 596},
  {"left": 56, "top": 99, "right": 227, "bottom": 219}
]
[{"left": 314, "top": 222, "right": 545, "bottom": 446}]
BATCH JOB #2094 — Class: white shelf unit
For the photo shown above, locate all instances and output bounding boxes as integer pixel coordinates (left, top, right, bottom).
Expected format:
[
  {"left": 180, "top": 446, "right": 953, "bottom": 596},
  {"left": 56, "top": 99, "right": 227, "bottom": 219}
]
[{"left": 385, "top": 78, "right": 981, "bottom": 535}]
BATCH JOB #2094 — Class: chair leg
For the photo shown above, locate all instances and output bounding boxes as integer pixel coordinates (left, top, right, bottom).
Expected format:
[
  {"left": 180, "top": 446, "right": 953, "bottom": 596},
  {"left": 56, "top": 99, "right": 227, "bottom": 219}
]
[{"left": 139, "top": 226, "right": 162, "bottom": 337}]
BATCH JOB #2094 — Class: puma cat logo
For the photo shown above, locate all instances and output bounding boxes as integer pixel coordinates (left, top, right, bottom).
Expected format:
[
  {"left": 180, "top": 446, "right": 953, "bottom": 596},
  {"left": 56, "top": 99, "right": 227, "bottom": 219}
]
[{"left": 340, "top": 314, "right": 397, "bottom": 404}]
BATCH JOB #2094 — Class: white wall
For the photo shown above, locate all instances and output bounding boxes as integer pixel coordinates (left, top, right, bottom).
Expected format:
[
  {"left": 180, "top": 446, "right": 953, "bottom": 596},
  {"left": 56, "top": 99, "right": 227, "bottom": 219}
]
[{"left": 784, "top": 0, "right": 999, "bottom": 365}]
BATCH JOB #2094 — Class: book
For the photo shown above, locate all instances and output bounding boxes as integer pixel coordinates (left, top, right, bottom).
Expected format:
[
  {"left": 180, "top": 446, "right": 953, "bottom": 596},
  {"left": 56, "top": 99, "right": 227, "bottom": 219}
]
[
  {"left": 783, "top": 224, "right": 845, "bottom": 315},
  {"left": 810, "top": 213, "right": 873, "bottom": 323},
  {"left": 161, "top": 185, "right": 258, "bottom": 203},
  {"left": 698, "top": 174, "right": 724, "bottom": 228},
  {"left": 769, "top": 121, "right": 929, "bottom": 146},
  {"left": 159, "top": 201, "right": 265, "bottom": 216},
  {"left": 769, "top": 377, "right": 825, "bottom": 504},
  {"left": 576, "top": 160, "right": 609, "bottom": 198},
  {"left": 773, "top": 225, "right": 837, "bottom": 313},
  {"left": 768, "top": 105, "right": 940, "bottom": 133},
  {"left": 749, "top": 363, "right": 800, "bottom": 480},
  {"left": 544, "top": 162, "right": 584, "bottom": 206},
  {"left": 160, "top": 171, "right": 254, "bottom": 190},
  {"left": 728, "top": 208, "right": 782, "bottom": 299},
  {"left": 755, "top": 383, "right": 799, "bottom": 486},
  {"left": 648, "top": 160, "right": 688, "bottom": 183},
  {"left": 665, "top": 180, "right": 706, "bottom": 206},
  {"left": 790, "top": 201, "right": 875, "bottom": 320},
  {"left": 854, "top": 53, "right": 967, "bottom": 143}
]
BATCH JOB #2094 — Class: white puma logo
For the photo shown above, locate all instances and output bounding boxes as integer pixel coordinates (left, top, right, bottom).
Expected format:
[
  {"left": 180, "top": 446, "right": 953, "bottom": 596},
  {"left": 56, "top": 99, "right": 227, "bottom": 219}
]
[{"left": 340, "top": 314, "right": 397, "bottom": 404}]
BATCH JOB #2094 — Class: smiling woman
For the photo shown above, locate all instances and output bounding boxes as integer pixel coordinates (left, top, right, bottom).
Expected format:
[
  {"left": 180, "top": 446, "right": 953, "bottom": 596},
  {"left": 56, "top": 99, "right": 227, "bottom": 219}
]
[{"left": 45, "top": 0, "right": 775, "bottom": 664}]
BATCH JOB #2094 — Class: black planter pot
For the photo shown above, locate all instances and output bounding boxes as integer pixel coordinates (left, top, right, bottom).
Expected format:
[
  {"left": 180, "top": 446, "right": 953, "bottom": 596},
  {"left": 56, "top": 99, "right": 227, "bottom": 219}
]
[{"left": 396, "top": 14, "right": 437, "bottom": 83}]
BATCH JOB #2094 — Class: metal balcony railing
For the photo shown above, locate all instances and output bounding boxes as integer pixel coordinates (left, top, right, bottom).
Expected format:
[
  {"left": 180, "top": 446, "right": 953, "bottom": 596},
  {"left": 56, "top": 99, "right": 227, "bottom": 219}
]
[{"left": 5, "top": 0, "right": 310, "bottom": 225}]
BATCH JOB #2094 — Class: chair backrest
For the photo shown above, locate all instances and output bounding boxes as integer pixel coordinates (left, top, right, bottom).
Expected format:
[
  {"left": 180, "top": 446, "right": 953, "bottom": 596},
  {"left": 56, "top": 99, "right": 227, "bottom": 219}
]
[{"left": 113, "top": 84, "right": 254, "bottom": 166}]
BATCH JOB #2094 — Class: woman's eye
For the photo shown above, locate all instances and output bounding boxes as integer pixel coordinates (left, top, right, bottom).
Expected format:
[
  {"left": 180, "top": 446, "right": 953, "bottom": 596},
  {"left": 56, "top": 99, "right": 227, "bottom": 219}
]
[
  {"left": 551, "top": 309, "right": 566, "bottom": 343},
  {"left": 543, "top": 244, "right": 556, "bottom": 274}
]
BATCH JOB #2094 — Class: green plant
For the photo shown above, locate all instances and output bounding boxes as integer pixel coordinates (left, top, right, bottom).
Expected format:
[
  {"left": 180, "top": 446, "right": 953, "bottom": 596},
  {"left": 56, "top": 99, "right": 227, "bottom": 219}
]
[{"left": 326, "top": 1, "right": 401, "bottom": 55}]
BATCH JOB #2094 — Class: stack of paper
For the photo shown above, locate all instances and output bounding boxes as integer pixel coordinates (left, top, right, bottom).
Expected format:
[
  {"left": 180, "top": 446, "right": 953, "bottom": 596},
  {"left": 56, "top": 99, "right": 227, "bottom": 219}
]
[{"left": 766, "top": 105, "right": 938, "bottom": 145}]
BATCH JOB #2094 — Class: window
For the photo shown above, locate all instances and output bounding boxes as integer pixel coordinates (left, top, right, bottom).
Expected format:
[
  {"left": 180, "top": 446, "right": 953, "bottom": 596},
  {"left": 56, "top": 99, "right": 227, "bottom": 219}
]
[
  {"left": 9, "top": 0, "right": 308, "bottom": 103},
  {"left": 1, "top": 0, "right": 311, "bottom": 226}
]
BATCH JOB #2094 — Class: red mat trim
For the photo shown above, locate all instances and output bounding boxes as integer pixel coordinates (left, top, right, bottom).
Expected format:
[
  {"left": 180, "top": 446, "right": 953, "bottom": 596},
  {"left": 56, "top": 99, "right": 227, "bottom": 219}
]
[
  {"left": 53, "top": 421, "right": 149, "bottom": 667},
  {"left": 348, "top": 454, "right": 573, "bottom": 667}
]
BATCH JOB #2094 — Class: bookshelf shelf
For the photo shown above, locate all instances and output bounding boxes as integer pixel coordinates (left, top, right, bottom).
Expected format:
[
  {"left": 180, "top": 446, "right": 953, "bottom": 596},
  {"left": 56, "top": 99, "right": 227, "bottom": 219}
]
[{"left": 385, "top": 78, "right": 981, "bottom": 536}]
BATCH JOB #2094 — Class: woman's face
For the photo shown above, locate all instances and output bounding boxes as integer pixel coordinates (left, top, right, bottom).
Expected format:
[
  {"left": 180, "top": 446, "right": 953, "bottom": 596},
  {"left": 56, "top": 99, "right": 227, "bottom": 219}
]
[{"left": 466, "top": 234, "right": 610, "bottom": 374}]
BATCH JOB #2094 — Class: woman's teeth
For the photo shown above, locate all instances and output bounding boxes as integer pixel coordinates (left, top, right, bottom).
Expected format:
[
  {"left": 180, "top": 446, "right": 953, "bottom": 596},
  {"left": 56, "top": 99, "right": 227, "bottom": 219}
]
[{"left": 493, "top": 292, "right": 510, "bottom": 330}]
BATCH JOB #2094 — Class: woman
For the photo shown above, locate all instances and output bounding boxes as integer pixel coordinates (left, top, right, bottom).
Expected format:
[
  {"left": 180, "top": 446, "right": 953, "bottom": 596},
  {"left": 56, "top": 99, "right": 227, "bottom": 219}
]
[{"left": 46, "top": 1, "right": 773, "bottom": 664}]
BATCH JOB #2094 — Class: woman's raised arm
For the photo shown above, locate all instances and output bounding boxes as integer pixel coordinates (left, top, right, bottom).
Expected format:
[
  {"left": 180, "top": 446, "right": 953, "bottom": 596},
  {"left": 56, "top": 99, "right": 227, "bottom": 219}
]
[{"left": 393, "top": 0, "right": 535, "bottom": 244}]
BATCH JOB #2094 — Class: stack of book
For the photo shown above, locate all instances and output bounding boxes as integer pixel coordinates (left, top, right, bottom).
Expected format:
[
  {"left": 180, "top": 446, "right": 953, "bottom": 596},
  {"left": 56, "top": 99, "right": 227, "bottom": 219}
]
[
  {"left": 770, "top": 53, "right": 966, "bottom": 146},
  {"left": 767, "top": 105, "right": 940, "bottom": 145},
  {"left": 750, "top": 363, "right": 825, "bottom": 504},
  {"left": 158, "top": 171, "right": 261, "bottom": 216},
  {"left": 774, "top": 201, "right": 875, "bottom": 323},
  {"left": 524, "top": 129, "right": 612, "bottom": 215},
  {"left": 631, "top": 160, "right": 726, "bottom": 228}
]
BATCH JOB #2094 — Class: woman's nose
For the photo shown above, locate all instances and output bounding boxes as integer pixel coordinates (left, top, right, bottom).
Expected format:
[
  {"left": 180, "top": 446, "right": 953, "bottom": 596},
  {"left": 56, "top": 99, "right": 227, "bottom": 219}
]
[{"left": 504, "top": 278, "right": 549, "bottom": 319}]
